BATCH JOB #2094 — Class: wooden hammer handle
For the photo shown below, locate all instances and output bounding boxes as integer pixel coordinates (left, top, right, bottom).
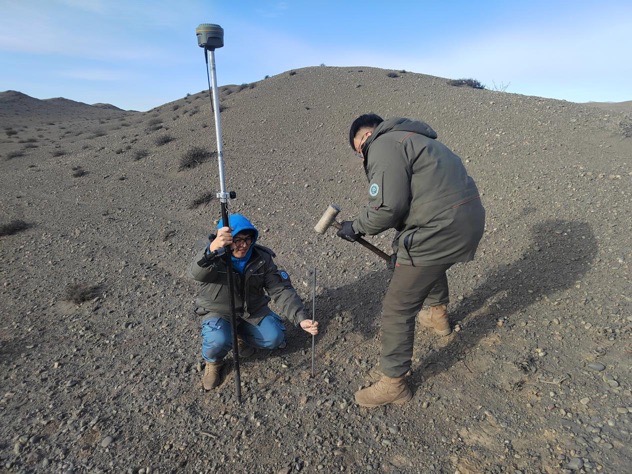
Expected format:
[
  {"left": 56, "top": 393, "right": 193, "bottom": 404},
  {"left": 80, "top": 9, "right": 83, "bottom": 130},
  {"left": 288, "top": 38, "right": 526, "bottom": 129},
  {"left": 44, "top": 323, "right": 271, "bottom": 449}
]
[{"left": 332, "top": 221, "right": 391, "bottom": 262}]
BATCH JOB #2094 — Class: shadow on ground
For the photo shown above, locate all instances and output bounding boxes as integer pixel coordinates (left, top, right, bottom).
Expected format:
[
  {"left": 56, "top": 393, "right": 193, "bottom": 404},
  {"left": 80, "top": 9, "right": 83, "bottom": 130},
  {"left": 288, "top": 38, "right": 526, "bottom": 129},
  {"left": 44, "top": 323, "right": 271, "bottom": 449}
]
[{"left": 413, "top": 218, "right": 597, "bottom": 385}]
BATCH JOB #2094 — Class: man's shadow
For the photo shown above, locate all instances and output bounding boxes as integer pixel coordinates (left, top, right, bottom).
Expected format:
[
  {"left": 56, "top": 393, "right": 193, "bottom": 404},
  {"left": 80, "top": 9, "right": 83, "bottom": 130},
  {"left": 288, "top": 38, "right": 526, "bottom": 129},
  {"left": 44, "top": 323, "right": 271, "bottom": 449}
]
[{"left": 411, "top": 218, "right": 597, "bottom": 384}]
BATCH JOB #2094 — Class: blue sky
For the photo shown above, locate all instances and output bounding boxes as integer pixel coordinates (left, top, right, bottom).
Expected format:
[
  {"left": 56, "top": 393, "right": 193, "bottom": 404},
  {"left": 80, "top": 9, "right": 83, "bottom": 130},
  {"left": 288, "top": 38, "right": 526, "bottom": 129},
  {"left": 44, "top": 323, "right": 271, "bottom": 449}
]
[{"left": 1, "top": 0, "right": 631, "bottom": 111}]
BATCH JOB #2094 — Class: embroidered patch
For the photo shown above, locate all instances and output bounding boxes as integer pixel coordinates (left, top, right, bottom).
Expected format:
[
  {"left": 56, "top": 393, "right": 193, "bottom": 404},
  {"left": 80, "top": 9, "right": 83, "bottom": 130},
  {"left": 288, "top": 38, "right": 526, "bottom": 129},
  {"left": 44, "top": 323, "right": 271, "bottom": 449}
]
[
  {"left": 280, "top": 271, "right": 289, "bottom": 280},
  {"left": 369, "top": 183, "right": 379, "bottom": 197}
]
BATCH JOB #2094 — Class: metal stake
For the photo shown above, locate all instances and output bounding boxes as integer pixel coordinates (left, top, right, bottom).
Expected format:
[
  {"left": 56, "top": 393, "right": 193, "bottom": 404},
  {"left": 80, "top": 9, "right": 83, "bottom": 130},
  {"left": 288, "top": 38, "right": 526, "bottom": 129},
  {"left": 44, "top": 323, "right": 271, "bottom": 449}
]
[{"left": 311, "top": 267, "right": 316, "bottom": 377}]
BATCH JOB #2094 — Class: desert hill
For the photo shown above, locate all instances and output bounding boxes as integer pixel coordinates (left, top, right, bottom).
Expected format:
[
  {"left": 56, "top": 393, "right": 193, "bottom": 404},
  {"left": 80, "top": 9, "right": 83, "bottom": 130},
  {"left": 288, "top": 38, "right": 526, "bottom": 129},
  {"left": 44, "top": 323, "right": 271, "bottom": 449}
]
[
  {"left": 587, "top": 100, "right": 632, "bottom": 114},
  {"left": 0, "top": 90, "right": 130, "bottom": 123},
  {"left": 1, "top": 67, "right": 631, "bottom": 473}
]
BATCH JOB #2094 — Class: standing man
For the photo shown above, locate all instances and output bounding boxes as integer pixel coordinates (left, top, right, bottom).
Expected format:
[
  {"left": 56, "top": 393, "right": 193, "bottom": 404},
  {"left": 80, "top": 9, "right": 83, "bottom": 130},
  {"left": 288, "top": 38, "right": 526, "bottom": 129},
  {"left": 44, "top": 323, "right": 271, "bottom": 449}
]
[
  {"left": 190, "top": 213, "right": 319, "bottom": 390},
  {"left": 337, "top": 114, "right": 485, "bottom": 407}
]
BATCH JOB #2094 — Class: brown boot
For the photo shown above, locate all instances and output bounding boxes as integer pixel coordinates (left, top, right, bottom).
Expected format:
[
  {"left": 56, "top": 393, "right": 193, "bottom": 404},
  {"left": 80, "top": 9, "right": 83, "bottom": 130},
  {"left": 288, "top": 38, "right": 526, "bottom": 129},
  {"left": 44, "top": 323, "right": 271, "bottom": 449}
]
[
  {"left": 355, "top": 375, "right": 412, "bottom": 408},
  {"left": 417, "top": 304, "right": 451, "bottom": 336},
  {"left": 366, "top": 366, "right": 412, "bottom": 383},
  {"left": 202, "top": 361, "right": 224, "bottom": 390},
  {"left": 237, "top": 337, "right": 255, "bottom": 359}
]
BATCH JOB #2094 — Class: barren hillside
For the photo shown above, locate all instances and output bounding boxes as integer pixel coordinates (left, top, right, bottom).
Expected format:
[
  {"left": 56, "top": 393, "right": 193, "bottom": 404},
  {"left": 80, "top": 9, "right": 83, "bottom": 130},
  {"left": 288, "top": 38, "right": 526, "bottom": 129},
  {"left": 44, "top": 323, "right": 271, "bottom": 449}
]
[{"left": 1, "top": 66, "right": 631, "bottom": 473}]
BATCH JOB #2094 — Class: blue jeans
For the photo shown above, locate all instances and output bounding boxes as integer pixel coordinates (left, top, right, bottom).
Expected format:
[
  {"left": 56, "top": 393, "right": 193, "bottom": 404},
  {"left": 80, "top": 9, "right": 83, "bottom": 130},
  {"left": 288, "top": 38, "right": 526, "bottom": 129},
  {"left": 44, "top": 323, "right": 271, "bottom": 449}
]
[{"left": 201, "top": 313, "right": 286, "bottom": 362}]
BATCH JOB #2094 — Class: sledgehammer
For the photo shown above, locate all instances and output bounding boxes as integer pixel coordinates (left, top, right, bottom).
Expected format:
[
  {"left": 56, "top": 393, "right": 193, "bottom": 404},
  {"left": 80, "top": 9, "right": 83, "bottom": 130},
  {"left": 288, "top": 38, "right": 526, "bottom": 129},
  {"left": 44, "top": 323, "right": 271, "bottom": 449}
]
[{"left": 314, "top": 204, "right": 391, "bottom": 262}]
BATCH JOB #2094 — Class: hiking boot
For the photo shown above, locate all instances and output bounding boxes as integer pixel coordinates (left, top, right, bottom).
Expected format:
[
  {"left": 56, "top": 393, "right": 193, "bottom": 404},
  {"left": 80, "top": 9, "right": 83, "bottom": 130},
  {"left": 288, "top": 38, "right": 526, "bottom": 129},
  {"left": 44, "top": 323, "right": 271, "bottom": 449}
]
[
  {"left": 202, "top": 361, "right": 224, "bottom": 390},
  {"left": 366, "top": 366, "right": 412, "bottom": 383},
  {"left": 355, "top": 374, "right": 413, "bottom": 408},
  {"left": 417, "top": 304, "right": 451, "bottom": 336},
  {"left": 237, "top": 337, "right": 255, "bottom": 359}
]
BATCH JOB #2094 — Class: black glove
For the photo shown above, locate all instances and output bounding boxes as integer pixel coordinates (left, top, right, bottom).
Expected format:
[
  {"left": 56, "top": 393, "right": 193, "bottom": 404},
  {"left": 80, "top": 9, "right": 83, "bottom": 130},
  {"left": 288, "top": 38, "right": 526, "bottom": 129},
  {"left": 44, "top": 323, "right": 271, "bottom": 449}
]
[{"left": 337, "top": 221, "right": 362, "bottom": 242}]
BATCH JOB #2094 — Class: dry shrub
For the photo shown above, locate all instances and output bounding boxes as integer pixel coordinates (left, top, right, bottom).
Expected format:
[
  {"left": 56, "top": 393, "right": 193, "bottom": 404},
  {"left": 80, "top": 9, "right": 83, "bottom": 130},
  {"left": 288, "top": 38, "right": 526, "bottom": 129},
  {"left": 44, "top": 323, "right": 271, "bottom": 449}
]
[
  {"left": 72, "top": 166, "right": 87, "bottom": 177},
  {"left": 65, "top": 283, "right": 102, "bottom": 304},
  {"left": 620, "top": 119, "right": 632, "bottom": 138},
  {"left": 189, "top": 191, "right": 215, "bottom": 209},
  {"left": 447, "top": 78, "right": 485, "bottom": 89},
  {"left": 163, "top": 230, "right": 177, "bottom": 241},
  {"left": 6, "top": 150, "right": 25, "bottom": 160},
  {"left": 179, "top": 147, "right": 215, "bottom": 171},
  {"left": 386, "top": 72, "right": 400, "bottom": 78},
  {"left": 155, "top": 135, "right": 174, "bottom": 146},
  {"left": 134, "top": 149, "right": 149, "bottom": 161},
  {"left": 0, "top": 220, "right": 33, "bottom": 237},
  {"left": 52, "top": 149, "right": 67, "bottom": 157}
]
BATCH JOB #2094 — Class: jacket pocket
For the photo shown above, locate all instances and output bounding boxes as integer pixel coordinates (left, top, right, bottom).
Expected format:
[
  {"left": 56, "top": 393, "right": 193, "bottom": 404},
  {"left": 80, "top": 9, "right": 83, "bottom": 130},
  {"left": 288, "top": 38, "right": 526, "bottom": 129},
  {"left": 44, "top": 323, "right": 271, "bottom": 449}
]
[
  {"left": 207, "top": 282, "right": 223, "bottom": 301},
  {"left": 402, "top": 229, "right": 418, "bottom": 265}
]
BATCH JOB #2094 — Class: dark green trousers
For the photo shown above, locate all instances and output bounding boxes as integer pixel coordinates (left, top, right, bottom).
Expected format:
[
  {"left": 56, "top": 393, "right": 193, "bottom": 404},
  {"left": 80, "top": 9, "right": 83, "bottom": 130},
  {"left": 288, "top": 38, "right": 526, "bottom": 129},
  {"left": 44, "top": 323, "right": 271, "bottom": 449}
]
[{"left": 380, "top": 263, "right": 453, "bottom": 377}]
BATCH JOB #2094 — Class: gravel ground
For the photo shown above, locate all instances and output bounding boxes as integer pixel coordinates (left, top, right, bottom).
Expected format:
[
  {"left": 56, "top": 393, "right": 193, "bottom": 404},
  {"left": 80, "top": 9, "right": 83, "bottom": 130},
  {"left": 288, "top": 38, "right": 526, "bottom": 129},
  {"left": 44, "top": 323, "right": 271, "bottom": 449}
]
[{"left": 1, "top": 66, "right": 631, "bottom": 473}]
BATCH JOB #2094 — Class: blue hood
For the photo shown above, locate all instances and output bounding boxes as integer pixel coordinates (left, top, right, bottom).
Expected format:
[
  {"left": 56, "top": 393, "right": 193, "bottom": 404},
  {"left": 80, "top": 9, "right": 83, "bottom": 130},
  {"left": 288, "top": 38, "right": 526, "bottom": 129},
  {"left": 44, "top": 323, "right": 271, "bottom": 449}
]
[
  {"left": 217, "top": 213, "right": 259, "bottom": 244},
  {"left": 217, "top": 214, "right": 259, "bottom": 274}
]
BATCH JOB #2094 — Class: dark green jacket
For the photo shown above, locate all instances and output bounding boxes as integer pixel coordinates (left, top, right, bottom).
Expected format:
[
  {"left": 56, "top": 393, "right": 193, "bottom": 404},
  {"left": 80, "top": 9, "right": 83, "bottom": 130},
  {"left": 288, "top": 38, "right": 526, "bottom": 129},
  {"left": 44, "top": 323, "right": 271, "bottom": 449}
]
[
  {"left": 189, "top": 244, "right": 308, "bottom": 325},
  {"left": 353, "top": 118, "right": 485, "bottom": 265}
]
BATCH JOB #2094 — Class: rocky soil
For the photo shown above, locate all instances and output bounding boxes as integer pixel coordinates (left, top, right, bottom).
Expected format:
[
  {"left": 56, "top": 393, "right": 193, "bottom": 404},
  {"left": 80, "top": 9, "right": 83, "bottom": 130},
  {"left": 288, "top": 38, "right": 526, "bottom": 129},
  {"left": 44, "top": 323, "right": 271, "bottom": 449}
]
[{"left": 1, "top": 66, "right": 631, "bottom": 473}]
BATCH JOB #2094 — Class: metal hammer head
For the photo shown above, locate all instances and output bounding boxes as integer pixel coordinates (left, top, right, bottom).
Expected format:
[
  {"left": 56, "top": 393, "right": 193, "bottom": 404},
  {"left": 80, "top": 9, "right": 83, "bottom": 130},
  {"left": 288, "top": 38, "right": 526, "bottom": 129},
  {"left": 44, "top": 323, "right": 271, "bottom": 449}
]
[{"left": 314, "top": 204, "right": 341, "bottom": 234}]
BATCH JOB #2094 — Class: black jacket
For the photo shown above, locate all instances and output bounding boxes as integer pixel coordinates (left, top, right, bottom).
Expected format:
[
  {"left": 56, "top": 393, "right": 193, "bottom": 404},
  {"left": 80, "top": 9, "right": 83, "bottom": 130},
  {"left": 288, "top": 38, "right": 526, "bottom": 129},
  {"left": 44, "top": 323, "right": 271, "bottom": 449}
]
[{"left": 189, "top": 244, "right": 307, "bottom": 325}]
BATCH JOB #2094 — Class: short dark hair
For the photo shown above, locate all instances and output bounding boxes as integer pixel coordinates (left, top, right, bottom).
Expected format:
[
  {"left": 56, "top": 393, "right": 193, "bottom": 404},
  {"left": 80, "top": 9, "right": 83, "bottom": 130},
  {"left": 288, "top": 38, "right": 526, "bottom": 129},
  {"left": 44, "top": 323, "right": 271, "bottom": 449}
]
[{"left": 349, "top": 114, "right": 383, "bottom": 149}]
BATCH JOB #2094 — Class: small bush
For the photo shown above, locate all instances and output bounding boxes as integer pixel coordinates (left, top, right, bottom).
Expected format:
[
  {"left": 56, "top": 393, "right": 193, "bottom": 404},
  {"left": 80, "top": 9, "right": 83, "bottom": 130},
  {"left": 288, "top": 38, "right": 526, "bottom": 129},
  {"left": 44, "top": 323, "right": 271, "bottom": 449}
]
[
  {"left": 447, "top": 78, "right": 485, "bottom": 89},
  {"left": 64, "top": 283, "right": 103, "bottom": 304},
  {"left": 155, "top": 135, "right": 174, "bottom": 146},
  {"left": 5, "top": 129, "right": 18, "bottom": 137},
  {"left": 91, "top": 129, "right": 107, "bottom": 138},
  {"left": 52, "top": 149, "right": 67, "bottom": 157},
  {"left": 0, "top": 219, "right": 32, "bottom": 237},
  {"left": 6, "top": 150, "right": 25, "bottom": 160},
  {"left": 289, "top": 71, "right": 297, "bottom": 76},
  {"left": 72, "top": 166, "right": 87, "bottom": 177},
  {"left": 189, "top": 191, "right": 215, "bottom": 209},
  {"left": 134, "top": 149, "right": 149, "bottom": 161},
  {"left": 386, "top": 72, "right": 399, "bottom": 78},
  {"left": 115, "top": 148, "right": 124, "bottom": 154},
  {"left": 172, "top": 104, "right": 180, "bottom": 111},
  {"left": 163, "top": 230, "right": 177, "bottom": 241},
  {"left": 147, "top": 118, "right": 162, "bottom": 126},
  {"left": 179, "top": 147, "right": 215, "bottom": 171}
]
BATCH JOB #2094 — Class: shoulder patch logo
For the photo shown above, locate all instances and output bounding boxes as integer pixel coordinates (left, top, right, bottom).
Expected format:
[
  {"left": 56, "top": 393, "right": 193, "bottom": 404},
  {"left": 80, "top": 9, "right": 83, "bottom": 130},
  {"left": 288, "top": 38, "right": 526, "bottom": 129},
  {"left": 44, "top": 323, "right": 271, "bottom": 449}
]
[
  {"left": 369, "top": 183, "right": 379, "bottom": 197},
  {"left": 280, "top": 271, "right": 289, "bottom": 280}
]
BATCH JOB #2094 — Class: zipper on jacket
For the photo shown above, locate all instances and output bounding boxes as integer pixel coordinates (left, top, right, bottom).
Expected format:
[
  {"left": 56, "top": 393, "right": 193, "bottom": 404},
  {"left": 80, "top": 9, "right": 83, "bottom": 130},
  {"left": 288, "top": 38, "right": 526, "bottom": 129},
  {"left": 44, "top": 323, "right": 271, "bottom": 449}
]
[{"left": 242, "top": 256, "right": 264, "bottom": 314}]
